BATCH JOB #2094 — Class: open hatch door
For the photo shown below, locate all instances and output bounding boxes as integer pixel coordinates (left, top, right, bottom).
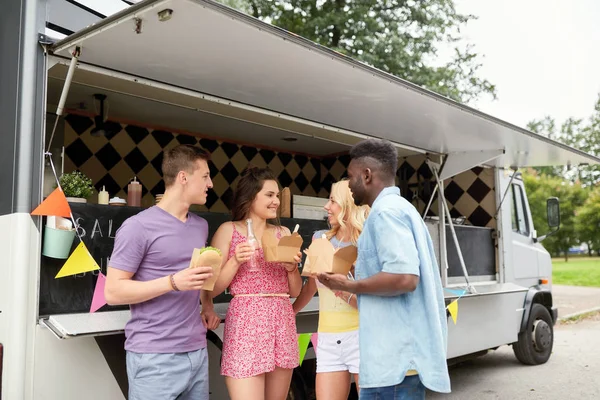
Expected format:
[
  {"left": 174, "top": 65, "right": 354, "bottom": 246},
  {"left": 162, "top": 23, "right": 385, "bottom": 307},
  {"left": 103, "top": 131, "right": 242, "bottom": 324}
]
[{"left": 49, "top": 0, "right": 600, "bottom": 168}]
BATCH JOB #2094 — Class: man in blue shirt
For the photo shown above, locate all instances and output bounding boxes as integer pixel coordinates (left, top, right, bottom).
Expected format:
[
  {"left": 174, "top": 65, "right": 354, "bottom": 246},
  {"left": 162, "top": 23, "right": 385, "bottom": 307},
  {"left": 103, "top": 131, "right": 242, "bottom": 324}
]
[{"left": 318, "top": 139, "right": 450, "bottom": 399}]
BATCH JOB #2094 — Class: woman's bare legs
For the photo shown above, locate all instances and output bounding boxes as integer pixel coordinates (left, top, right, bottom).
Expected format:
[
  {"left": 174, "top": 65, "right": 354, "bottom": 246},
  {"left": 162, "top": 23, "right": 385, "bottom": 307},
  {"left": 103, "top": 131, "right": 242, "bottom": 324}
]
[
  {"left": 353, "top": 373, "right": 360, "bottom": 395},
  {"left": 264, "top": 367, "right": 294, "bottom": 400},
  {"left": 226, "top": 375, "right": 265, "bottom": 400},
  {"left": 316, "top": 371, "right": 352, "bottom": 400}
]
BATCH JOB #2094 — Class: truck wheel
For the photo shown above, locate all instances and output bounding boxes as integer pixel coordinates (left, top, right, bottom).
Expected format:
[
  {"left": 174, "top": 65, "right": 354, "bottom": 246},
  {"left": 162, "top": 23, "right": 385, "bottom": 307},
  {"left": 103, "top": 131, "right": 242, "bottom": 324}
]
[{"left": 513, "top": 303, "right": 554, "bottom": 365}]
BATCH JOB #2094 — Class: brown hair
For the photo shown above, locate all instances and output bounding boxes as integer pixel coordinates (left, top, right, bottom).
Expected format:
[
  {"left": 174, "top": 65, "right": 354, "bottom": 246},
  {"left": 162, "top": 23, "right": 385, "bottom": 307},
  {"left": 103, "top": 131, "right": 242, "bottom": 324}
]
[
  {"left": 162, "top": 144, "right": 210, "bottom": 187},
  {"left": 231, "top": 167, "right": 278, "bottom": 221}
]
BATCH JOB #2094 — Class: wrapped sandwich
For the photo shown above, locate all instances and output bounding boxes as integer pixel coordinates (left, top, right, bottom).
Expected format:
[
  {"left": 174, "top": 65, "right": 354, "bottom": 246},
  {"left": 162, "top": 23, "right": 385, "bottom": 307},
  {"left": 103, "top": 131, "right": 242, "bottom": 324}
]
[{"left": 189, "top": 246, "right": 223, "bottom": 291}]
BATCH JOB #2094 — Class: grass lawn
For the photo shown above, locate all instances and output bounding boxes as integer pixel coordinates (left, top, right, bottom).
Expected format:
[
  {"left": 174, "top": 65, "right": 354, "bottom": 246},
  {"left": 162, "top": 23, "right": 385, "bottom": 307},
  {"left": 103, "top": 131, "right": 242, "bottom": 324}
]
[{"left": 552, "top": 257, "right": 600, "bottom": 287}]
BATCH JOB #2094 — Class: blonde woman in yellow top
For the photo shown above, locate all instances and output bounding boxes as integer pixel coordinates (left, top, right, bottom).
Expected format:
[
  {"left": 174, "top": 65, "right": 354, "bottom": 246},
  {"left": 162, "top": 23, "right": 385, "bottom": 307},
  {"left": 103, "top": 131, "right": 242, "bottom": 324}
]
[{"left": 293, "top": 180, "right": 369, "bottom": 400}]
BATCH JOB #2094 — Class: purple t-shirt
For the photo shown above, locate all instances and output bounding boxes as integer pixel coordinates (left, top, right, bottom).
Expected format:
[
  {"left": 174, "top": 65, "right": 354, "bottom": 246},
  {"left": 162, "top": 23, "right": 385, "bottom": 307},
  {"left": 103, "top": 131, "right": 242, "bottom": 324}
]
[{"left": 110, "top": 206, "right": 208, "bottom": 353}]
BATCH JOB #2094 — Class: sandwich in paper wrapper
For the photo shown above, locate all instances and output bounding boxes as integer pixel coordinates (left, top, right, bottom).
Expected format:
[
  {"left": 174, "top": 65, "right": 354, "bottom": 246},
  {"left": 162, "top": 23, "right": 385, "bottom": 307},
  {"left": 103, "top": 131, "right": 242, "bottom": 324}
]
[
  {"left": 189, "top": 246, "right": 222, "bottom": 291},
  {"left": 301, "top": 236, "right": 357, "bottom": 276},
  {"left": 262, "top": 225, "right": 303, "bottom": 264}
]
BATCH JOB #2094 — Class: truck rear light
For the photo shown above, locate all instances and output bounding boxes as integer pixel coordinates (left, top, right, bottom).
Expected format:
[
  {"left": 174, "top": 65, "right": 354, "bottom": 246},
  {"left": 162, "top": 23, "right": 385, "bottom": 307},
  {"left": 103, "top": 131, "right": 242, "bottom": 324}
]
[{"left": 539, "top": 278, "right": 549, "bottom": 285}]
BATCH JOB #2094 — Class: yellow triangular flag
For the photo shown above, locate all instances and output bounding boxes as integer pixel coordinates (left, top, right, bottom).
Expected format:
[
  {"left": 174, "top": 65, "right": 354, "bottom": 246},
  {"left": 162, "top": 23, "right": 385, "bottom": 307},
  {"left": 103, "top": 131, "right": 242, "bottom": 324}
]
[
  {"left": 55, "top": 242, "right": 100, "bottom": 278},
  {"left": 447, "top": 300, "right": 458, "bottom": 325}
]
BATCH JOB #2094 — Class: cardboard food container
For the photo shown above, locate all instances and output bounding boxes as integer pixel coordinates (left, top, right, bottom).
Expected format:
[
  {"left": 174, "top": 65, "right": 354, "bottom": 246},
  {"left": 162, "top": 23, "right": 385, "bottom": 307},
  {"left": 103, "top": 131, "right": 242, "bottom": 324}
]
[
  {"left": 189, "top": 247, "right": 223, "bottom": 291},
  {"left": 301, "top": 238, "right": 357, "bottom": 276},
  {"left": 262, "top": 231, "right": 303, "bottom": 264}
]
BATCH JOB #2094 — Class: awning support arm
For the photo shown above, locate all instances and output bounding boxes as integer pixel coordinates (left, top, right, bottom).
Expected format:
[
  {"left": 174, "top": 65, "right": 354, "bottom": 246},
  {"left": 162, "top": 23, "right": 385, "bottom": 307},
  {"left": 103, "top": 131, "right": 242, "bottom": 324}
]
[
  {"left": 428, "top": 161, "right": 477, "bottom": 294},
  {"left": 46, "top": 46, "right": 80, "bottom": 153},
  {"left": 438, "top": 149, "right": 504, "bottom": 181}
]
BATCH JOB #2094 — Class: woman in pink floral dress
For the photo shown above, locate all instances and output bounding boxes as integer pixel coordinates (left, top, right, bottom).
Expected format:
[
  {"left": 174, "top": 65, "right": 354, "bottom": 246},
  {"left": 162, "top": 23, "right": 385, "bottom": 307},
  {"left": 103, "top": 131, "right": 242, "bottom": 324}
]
[{"left": 210, "top": 167, "right": 302, "bottom": 400}]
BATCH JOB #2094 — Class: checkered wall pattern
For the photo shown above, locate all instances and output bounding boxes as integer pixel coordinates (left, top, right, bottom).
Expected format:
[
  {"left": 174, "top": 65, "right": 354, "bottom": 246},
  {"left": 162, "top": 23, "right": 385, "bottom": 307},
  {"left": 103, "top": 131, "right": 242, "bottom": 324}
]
[
  {"left": 62, "top": 114, "right": 322, "bottom": 212},
  {"left": 321, "top": 154, "right": 496, "bottom": 228},
  {"left": 63, "top": 114, "right": 496, "bottom": 227}
]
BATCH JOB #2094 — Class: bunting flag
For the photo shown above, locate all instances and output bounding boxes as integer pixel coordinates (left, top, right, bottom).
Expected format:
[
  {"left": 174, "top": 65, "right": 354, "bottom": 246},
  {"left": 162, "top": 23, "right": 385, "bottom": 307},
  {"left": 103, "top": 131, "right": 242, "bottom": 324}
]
[
  {"left": 447, "top": 300, "right": 458, "bottom": 325},
  {"left": 90, "top": 273, "right": 107, "bottom": 313},
  {"left": 297, "top": 333, "right": 312, "bottom": 366},
  {"left": 445, "top": 288, "right": 467, "bottom": 297},
  {"left": 310, "top": 333, "right": 318, "bottom": 356},
  {"left": 55, "top": 242, "right": 100, "bottom": 278},
  {"left": 31, "top": 187, "right": 72, "bottom": 218}
]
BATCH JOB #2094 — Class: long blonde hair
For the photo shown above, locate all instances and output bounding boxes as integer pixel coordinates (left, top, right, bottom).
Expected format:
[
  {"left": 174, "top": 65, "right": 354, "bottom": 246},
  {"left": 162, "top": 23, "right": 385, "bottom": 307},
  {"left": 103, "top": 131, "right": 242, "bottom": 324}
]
[{"left": 325, "top": 180, "right": 369, "bottom": 246}]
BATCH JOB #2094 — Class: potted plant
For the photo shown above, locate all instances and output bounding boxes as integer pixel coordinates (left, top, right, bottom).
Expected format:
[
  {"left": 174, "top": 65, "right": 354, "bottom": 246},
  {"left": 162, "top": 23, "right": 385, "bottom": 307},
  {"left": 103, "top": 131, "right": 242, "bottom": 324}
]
[{"left": 58, "top": 171, "right": 94, "bottom": 203}]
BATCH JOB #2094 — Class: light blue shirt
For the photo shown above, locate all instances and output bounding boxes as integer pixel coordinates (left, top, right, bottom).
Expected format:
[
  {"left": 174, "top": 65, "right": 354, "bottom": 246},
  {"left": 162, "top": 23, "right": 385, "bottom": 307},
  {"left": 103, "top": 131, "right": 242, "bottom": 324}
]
[{"left": 356, "top": 186, "right": 451, "bottom": 393}]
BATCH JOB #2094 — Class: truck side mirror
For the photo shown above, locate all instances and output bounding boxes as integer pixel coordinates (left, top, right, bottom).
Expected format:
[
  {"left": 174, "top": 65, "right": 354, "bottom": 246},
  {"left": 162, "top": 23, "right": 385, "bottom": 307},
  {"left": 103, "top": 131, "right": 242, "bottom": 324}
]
[
  {"left": 535, "top": 197, "right": 560, "bottom": 243},
  {"left": 547, "top": 197, "right": 560, "bottom": 228}
]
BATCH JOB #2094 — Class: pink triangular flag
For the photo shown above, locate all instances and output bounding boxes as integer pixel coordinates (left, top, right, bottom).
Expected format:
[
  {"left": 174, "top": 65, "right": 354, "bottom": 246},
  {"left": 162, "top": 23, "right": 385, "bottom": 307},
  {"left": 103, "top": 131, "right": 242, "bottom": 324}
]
[
  {"left": 90, "top": 273, "right": 107, "bottom": 313},
  {"left": 310, "top": 332, "right": 318, "bottom": 356}
]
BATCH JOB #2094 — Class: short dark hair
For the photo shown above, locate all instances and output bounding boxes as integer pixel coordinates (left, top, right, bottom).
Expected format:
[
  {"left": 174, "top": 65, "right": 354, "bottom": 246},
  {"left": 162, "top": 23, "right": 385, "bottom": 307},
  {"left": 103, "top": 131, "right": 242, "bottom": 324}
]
[
  {"left": 162, "top": 144, "right": 210, "bottom": 187},
  {"left": 349, "top": 139, "right": 398, "bottom": 179},
  {"left": 231, "top": 167, "right": 279, "bottom": 221}
]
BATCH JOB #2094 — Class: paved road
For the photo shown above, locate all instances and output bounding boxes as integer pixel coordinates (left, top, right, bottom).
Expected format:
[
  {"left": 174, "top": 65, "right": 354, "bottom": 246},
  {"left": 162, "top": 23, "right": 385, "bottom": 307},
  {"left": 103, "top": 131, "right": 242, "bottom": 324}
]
[
  {"left": 428, "top": 315, "right": 600, "bottom": 399},
  {"left": 552, "top": 285, "right": 600, "bottom": 318}
]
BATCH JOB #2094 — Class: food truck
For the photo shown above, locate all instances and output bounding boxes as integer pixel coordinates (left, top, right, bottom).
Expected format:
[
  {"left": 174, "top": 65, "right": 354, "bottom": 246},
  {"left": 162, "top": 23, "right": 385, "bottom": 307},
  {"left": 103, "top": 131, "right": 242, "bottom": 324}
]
[{"left": 2, "top": 0, "right": 599, "bottom": 399}]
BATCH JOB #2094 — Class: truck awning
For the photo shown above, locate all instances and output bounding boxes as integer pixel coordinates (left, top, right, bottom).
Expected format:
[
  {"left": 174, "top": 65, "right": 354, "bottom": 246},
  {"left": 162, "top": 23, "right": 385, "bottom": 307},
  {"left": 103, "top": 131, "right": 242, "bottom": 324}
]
[{"left": 50, "top": 0, "right": 600, "bottom": 167}]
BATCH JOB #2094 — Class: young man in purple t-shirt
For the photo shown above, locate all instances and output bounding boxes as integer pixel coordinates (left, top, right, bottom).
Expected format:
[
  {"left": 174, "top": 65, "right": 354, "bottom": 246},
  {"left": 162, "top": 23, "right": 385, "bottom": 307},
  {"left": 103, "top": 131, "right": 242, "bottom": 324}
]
[{"left": 106, "top": 144, "right": 221, "bottom": 400}]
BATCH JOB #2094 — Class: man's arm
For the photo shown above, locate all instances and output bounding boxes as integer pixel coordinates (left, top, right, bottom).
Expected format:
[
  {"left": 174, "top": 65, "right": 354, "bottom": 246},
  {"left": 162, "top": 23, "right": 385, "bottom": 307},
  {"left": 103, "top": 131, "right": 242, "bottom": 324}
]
[
  {"left": 352, "top": 272, "right": 418, "bottom": 295},
  {"left": 319, "top": 209, "right": 421, "bottom": 296},
  {"left": 200, "top": 290, "right": 220, "bottom": 330},
  {"left": 317, "top": 271, "right": 418, "bottom": 296},
  {"left": 105, "top": 268, "right": 171, "bottom": 305},
  {"left": 105, "top": 266, "right": 214, "bottom": 305}
]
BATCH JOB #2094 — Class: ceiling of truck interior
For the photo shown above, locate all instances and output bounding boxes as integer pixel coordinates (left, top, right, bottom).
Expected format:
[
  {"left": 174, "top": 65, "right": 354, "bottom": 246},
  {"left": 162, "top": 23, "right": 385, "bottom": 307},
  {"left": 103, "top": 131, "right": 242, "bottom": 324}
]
[
  {"left": 47, "top": 63, "right": 421, "bottom": 157},
  {"left": 49, "top": 0, "right": 600, "bottom": 167}
]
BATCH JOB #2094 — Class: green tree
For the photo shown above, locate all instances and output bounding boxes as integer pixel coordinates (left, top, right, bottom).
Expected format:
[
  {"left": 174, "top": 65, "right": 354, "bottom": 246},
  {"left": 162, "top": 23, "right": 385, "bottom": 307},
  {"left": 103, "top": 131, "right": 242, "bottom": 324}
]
[
  {"left": 523, "top": 171, "right": 586, "bottom": 260},
  {"left": 528, "top": 94, "right": 600, "bottom": 186},
  {"left": 223, "top": 0, "right": 496, "bottom": 103},
  {"left": 575, "top": 95, "right": 600, "bottom": 187},
  {"left": 527, "top": 117, "right": 564, "bottom": 179},
  {"left": 527, "top": 116, "right": 585, "bottom": 182},
  {"left": 575, "top": 186, "right": 600, "bottom": 256}
]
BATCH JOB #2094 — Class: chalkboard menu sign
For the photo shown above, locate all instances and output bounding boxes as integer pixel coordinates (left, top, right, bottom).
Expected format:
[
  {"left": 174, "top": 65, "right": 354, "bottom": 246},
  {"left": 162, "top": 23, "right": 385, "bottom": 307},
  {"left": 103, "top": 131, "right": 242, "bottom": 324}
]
[{"left": 39, "top": 203, "right": 327, "bottom": 316}]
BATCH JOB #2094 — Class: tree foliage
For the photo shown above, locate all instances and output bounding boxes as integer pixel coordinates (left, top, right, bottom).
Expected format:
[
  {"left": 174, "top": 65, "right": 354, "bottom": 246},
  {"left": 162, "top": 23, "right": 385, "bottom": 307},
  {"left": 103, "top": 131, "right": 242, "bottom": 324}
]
[
  {"left": 575, "top": 186, "right": 600, "bottom": 256},
  {"left": 523, "top": 171, "right": 586, "bottom": 259},
  {"left": 529, "top": 94, "right": 600, "bottom": 187},
  {"left": 222, "top": 0, "right": 496, "bottom": 103}
]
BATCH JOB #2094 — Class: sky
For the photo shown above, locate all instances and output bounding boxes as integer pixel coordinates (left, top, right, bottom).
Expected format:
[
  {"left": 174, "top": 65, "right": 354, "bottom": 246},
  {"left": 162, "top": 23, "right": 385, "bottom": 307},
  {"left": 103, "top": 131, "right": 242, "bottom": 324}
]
[
  {"left": 449, "top": 0, "right": 600, "bottom": 128},
  {"left": 72, "top": 0, "right": 600, "bottom": 130}
]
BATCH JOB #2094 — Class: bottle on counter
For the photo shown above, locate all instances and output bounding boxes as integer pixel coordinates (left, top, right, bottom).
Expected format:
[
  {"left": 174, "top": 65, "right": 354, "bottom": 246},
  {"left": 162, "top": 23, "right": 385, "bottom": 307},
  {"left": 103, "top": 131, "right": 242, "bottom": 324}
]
[
  {"left": 127, "top": 177, "right": 142, "bottom": 207},
  {"left": 98, "top": 186, "right": 109, "bottom": 205},
  {"left": 279, "top": 187, "right": 291, "bottom": 218},
  {"left": 245, "top": 218, "right": 259, "bottom": 271}
]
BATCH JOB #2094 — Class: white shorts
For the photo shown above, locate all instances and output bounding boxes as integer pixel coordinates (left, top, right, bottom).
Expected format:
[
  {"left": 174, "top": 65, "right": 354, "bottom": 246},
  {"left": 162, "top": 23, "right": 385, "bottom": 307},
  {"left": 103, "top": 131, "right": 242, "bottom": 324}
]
[{"left": 316, "top": 330, "right": 360, "bottom": 374}]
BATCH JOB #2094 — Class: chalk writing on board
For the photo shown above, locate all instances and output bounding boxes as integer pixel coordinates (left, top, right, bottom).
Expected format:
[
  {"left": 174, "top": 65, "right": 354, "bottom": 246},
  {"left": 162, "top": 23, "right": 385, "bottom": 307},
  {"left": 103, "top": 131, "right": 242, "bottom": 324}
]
[
  {"left": 76, "top": 217, "right": 118, "bottom": 239},
  {"left": 40, "top": 203, "right": 327, "bottom": 316}
]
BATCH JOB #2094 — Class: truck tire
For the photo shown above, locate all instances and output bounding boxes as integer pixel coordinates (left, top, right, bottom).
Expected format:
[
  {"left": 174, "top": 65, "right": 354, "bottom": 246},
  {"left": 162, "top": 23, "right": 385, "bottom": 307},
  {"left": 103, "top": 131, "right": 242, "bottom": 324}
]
[{"left": 513, "top": 303, "right": 554, "bottom": 365}]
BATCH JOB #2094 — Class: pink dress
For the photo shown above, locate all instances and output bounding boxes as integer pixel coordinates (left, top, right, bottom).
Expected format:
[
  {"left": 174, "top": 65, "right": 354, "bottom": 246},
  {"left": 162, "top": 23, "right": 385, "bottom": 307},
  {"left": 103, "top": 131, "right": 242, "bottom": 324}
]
[{"left": 220, "top": 224, "right": 299, "bottom": 378}]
